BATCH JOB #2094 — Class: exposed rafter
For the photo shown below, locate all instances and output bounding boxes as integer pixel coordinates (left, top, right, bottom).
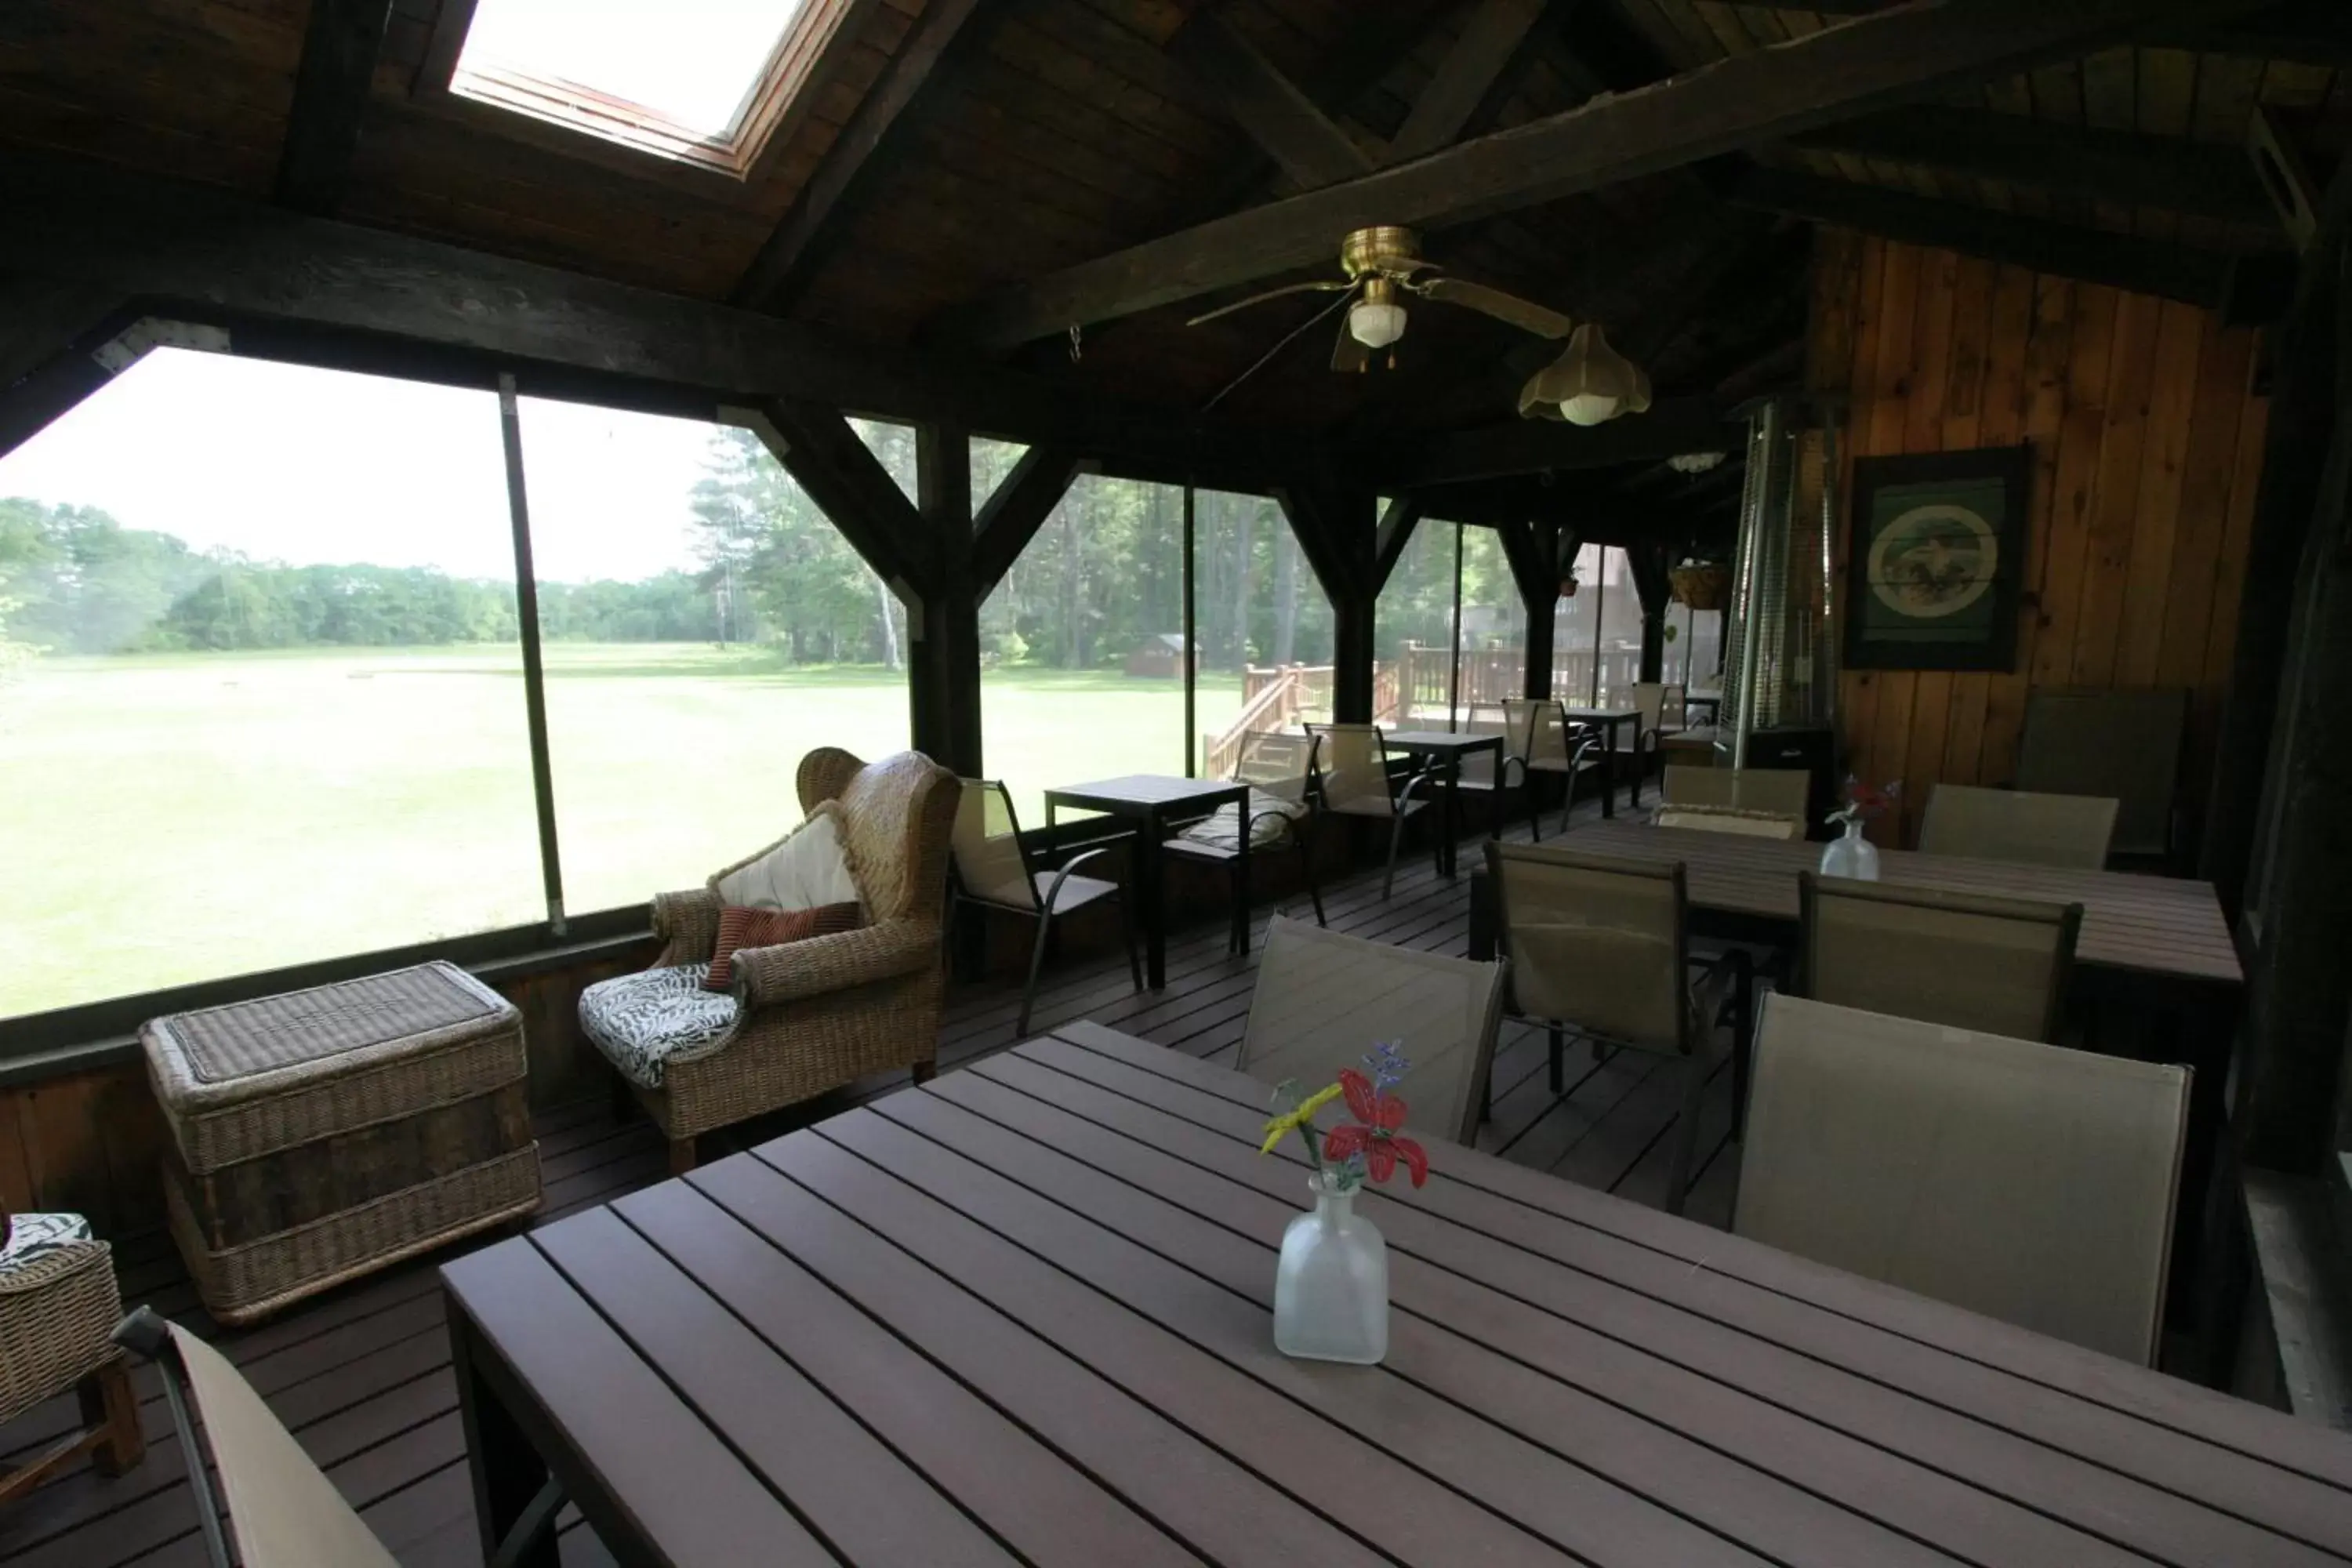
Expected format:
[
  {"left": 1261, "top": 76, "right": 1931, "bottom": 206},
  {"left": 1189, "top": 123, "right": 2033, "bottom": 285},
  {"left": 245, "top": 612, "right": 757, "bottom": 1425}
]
[
  {"left": 276, "top": 0, "right": 394, "bottom": 214},
  {"left": 1794, "top": 106, "right": 2275, "bottom": 229},
  {"left": 733, "top": 0, "right": 996, "bottom": 312},
  {"left": 1372, "top": 396, "right": 1744, "bottom": 487},
  {"left": 1735, "top": 168, "right": 2279, "bottom": 314},
  {"left": 0, "top": 276, "right": 131, "bottom": 461},
  {"left": 973, "top": 445, "right": 1087, "bottom": 592},
  {"left": 1388, "top": 0, "right": 1552, "bottom": 162},
  {"left": 1170, "top": 12, "right": 1373, "bottom": 187},
  {"left": 934, "top": 0, "right": 2260, "bottom": 350},
  {"left": 1772, "top": 0, "right": 2352, "bottom": 67}
]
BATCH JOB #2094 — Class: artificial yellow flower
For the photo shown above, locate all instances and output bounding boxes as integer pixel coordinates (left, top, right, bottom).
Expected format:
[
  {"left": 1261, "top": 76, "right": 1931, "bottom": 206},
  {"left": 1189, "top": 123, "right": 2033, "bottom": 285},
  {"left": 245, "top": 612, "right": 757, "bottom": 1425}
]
[{"left": 1259, "top": 1082, "right": 1343, "bottom": 1156}]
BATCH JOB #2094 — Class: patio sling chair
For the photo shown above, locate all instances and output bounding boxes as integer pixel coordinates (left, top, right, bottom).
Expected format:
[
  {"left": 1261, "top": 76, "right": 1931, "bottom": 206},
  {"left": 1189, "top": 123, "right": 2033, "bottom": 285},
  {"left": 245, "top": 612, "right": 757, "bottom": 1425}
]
[
  {"left": 2017, "top": 688, "right": 2189, "bottom": 860},
  {"left": 949, "top": 779, "right": 1142, "bottom": 1036},
  {"left": 1735, "top": 994, "right": 2188, "bottom": 1364},
  {"left": 1502, "top": 697, "right": 1604, "bottom": 840},
  {"left": 1305, "top": 723, "right": 1439, "bottom": 899},
  {"left": 581, "top": 749, "right": 960, "bottom": 1174},
  {"left": 1663, "top": 763, "right": 1812, "bottom": 821},
  {"left": 1235, "top": 916, "right": 1507, "bottom": 1145},
  {"left": 1918, "top": 782, "right": 2119, "bottom": 870},
  {"left": 110, "top": 1308, "right": 555, "bottom": 1567},
  {"left": 1, "top": 1208, "right": 143, "bottom": 1503},
  {"left": 1163, "top": 729, "right": 1327, "bottom": 954},
  {"left": 1621, "top": 682, "right": 1680, "bottom": 807},
  {"left": 1483, "top": 840, "right": 1751, "bottom": 1213},
  {"left": 1797, "top": 871, "right": 2083, "bottom": 1043}
]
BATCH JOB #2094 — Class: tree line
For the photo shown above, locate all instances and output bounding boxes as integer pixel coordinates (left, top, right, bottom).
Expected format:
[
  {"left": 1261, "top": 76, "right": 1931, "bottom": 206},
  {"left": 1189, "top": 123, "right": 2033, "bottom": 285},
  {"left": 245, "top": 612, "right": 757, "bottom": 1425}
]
[{"left": 0, "top": 423, "right": 1526, "bottom": 675}]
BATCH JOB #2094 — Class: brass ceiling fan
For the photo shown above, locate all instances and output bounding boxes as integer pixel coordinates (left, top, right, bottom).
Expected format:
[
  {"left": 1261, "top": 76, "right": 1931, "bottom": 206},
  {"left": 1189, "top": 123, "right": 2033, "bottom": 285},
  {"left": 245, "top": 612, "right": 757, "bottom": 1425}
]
[{"left": 1188, "top": 225, "right": 1573, "bottom": 399}]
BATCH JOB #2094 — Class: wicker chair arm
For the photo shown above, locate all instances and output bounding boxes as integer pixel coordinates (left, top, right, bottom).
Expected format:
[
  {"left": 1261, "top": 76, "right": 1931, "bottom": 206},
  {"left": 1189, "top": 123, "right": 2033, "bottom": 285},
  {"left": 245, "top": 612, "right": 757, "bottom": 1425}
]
[
  {"left": 731, "top": 916, "right": 938, "bottom": 1010},
  {"left": 651, "top": 888, "right": 724, "bottom": 967}
]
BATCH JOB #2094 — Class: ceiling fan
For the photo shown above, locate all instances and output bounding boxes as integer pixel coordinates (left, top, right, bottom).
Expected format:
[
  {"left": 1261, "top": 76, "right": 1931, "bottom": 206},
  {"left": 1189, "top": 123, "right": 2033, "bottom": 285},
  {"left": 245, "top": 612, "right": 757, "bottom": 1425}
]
[{"left": 1186, "top": 225, "right": 1573, "bottom": 377}]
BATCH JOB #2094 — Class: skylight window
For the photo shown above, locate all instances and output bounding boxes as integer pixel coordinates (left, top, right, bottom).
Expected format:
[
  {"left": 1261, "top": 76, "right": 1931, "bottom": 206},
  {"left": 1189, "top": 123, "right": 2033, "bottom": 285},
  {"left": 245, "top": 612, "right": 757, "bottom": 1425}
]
[{"left": 449, "top": 0, "right": 828, "bottom": 173}]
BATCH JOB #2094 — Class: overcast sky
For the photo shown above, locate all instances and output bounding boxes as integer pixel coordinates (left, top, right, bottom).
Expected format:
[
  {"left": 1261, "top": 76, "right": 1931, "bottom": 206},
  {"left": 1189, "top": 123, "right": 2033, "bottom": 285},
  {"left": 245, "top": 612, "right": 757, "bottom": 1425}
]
[
  {"left": 460, "top": 0, "right": 804, "bottom": 134},
  {"left": 0, "top": 350, "right": 720, "bottom": 583}
]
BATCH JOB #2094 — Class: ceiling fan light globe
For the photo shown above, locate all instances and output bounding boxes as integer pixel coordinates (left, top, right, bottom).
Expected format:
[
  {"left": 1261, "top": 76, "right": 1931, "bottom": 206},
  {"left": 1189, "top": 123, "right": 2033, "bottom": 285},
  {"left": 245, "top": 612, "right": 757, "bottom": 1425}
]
[
  {"left": 1559, "top": 393, "right": 1622, "bottom": 426},
  {"left": 1348, "top": 299, "right": 1408, "bottom": 349}
]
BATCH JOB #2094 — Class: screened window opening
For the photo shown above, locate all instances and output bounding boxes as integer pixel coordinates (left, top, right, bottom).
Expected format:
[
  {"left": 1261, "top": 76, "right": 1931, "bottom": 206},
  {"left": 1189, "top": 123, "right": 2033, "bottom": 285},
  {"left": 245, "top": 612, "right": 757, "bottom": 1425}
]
[
  {"left": 1192, "top": 489, "right": 1334, "bottom": 776},
  {"left": 0, "top": 350, "right": 541, "bottom": 1018}
]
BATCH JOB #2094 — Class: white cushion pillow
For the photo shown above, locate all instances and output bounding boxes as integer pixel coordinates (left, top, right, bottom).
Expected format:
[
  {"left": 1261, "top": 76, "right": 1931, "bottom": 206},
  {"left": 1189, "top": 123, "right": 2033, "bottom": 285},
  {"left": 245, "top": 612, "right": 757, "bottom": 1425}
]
[{"left": 711, "top": 805, "right": 862, "bottom": 913}]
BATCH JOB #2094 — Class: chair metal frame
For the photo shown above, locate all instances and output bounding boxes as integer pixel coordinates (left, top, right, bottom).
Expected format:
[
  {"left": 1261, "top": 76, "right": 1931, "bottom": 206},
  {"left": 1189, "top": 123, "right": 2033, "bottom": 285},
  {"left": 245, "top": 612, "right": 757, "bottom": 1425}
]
[
  {"left": 114, "top": 1307, "right": 562, "bottom": 1568},
  {"left": 1304, "top": 722, "right": 1441, "bottom": 898},
  {"left": 1501, "top": 698, "right": 1604, "bottom": 840},
  {"left": 1164, "top": 728, "right": 1328, "bottom": 954},
  {"left": 1483, "top": 840, "right": 1753, "bottom": 1212},
  {"left": 947, "top": 779, "right": 1142, "bottom": 1036}
]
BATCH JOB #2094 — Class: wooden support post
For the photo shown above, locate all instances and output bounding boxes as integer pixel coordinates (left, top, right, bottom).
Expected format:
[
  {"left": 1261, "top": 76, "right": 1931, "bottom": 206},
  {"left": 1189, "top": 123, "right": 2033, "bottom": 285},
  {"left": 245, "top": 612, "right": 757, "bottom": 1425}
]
[
  {"left": 1494, "top": 516, "right": 1562, "bottom": 700},
  {"left": 1627, "top": 543, "right": 1671, "bottom": 683},
  {"left": 913, "top": 419, "right": 981, "bottom": 776},
  {"left": 2231, "top": 230, "right": 2352, "bottom": 1173},
  {"left": 1277, "top": 482, "right": 1377, "bottom": 723}
]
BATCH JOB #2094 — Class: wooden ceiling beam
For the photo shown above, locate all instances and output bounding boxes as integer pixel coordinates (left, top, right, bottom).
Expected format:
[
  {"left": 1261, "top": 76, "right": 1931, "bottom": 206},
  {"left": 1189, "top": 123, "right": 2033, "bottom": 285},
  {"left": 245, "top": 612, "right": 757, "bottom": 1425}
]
[
  {"left": 1734, "top": 168, "right": 2261, "bottom": 311},
  {"left": 748, "top": 399, "right": 937, "bottom": 591},
  {"left": 276, "top": 0, "right": 395, "bottom": 215},
  {"left": 1795, "top": 106, "right": 2275, "bottom": 228},
  {"left": 0, "top": 154, "right": 1301, "bottom": 479},
  {"left": 1773, "top": 0, "right": 2352, "bottom": 67},
  {"left": 972, "top": 445, "right": 1087, "bottom": 592},
  {"left": 1170, "top": 13, "right": 1373, "bottom": 188},
  {"left": 1388, "top": 0, "right": 1552, "bottom": 162},
  {"left": 0, "top": 275, "right": 132, "bottom": 462},
  {"left": 732, "top": 0, "right": 995, "bottom": 313},
  {"left": 935, "top": 0, "right": 2261, "bottom": 350}
]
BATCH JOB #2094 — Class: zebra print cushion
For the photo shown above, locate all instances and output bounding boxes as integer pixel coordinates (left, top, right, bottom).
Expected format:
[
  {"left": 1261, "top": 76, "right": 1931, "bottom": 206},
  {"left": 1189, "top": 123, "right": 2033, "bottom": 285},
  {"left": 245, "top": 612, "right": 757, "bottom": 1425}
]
[
  {"left": 1, "top": 1211, "right": 93, "bottom": 1270},
  {"left": 579, "top": 964, "right": 739, "bottom": 1089}
]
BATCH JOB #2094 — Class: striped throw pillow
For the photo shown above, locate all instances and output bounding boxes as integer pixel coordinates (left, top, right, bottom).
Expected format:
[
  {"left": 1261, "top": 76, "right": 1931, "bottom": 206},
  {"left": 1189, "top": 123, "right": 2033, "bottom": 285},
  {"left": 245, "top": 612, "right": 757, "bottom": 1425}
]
[{"left": 704, "top": 902, "right": 863, "bottom": 993}]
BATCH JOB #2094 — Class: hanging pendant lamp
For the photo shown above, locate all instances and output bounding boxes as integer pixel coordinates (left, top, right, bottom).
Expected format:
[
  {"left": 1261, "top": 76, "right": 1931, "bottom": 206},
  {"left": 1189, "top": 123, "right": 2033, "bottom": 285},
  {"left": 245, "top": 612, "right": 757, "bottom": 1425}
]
[{"left": 1517, "top": 324, "right": 1653, "bottom": 425}]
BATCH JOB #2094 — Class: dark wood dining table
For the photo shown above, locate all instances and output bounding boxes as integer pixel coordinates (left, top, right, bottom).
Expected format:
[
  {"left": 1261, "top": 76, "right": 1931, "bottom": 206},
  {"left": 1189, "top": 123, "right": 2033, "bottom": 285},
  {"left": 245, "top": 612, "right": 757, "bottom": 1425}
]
[
  {"left": 1043, "top": 773, "right": 1247, "bottom": 988},
  {"left": 441, "top": 1019, "right": 2352, "bottom": 1568}
]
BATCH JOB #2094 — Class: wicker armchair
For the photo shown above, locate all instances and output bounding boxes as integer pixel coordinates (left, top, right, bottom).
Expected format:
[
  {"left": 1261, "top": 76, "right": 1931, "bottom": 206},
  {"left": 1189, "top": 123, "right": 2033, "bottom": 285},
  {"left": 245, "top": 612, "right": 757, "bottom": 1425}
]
[
  {"left": 588, "top": 748, "right": 961, "bottom": 1174},
  {"left": 1, "top": 1209, "right": 143, "bottom": 1502}
]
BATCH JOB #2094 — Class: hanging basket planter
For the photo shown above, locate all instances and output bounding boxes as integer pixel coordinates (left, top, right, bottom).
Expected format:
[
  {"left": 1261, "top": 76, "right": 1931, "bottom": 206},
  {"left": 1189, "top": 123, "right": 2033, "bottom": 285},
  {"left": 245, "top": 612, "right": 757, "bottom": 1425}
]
[{"left": 1670, "top": 562, "right": 1730, "bottom": 611}]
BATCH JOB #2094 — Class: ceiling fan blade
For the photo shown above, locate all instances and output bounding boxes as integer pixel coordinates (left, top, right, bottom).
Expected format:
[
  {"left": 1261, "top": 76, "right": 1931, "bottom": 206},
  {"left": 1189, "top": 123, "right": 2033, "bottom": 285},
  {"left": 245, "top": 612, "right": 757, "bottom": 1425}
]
[
  {"left": 1413, "top": 276, "right": 1574, "bottom": 338},
  {"left": 1186, "top": 278, "right": 1352, "bottom": 327},
  {"left": 1199, "top": 285, "right": 1359, "bottom": 412},
  {"left": 1331, "top": 314, "right": 1372, "bottom": 373}
]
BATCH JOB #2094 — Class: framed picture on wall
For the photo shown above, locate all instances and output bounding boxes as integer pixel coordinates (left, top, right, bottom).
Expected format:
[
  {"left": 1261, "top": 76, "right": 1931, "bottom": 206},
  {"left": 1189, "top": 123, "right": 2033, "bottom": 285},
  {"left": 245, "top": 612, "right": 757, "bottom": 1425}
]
[{"left": 1844, "top": 444, "right": 2030, "bottom": 672}]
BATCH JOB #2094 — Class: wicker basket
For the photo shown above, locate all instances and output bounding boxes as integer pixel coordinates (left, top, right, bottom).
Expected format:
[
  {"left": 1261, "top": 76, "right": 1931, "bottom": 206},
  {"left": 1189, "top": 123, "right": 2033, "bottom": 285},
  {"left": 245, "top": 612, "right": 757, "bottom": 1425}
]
[{"left": 1670, "top": 562, "right": 1730, "bottom": 611}]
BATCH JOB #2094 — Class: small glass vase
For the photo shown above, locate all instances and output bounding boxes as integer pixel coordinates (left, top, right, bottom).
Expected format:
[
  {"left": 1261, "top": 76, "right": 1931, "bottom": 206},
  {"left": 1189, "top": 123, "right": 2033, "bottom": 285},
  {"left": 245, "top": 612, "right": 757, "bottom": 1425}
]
[
  {"left": 1273, "top": 1173, "right": 1388, "bottom": 1364},
  {"left": 1818, "top": 815, "right": 1880, "bottom": 880}
]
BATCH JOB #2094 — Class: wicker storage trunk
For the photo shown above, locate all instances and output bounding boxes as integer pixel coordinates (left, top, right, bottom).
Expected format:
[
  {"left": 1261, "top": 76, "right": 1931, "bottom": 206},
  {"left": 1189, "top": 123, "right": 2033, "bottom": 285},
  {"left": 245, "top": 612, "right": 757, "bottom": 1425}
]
[{"left": 142, "top": 961, "right": 540, "bottom": 1325}]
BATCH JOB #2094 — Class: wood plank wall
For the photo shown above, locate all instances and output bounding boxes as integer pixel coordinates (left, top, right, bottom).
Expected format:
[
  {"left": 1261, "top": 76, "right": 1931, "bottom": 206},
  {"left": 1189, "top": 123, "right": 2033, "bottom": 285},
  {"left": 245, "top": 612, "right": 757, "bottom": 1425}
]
[
  {"left": 0, "top": 942, "right": 655, "bottom": 1238},
  {"left": 1812, "top": 229, "right": 2271, "bottom": 848}
]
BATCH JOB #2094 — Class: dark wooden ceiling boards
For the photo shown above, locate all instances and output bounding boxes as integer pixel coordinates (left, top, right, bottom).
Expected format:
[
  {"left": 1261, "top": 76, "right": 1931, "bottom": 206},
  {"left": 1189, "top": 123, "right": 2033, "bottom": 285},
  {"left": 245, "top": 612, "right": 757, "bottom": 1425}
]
[{"left": 0, "top": 0, "right": 2339, "bottom": 473}]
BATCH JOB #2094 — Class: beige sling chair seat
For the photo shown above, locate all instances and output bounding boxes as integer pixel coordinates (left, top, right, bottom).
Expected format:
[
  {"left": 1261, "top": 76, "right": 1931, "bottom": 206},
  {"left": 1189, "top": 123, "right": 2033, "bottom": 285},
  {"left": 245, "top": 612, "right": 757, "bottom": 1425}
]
[
  {"left": 1663, "top": 762, "right": 1812, "bottom": 821},
  {"left": 1164, "top": 728, "right": 1327, "bottom": 954},
  {"left": 1653, "top": 804, "right": 1805, "bottom": 840},
  {"left": 1918, "top": 782, "right": 2119, "bottom": 870},
  {"left": 112, "top": 1306, "right": 557, "bottom": 1567},
  {"left": 1236, "top": 916, "right": 1507, "bottom": 1145},
  {"left": 1798, "top": 871, "right": 2082, "bottom": 1044},
  {"left": 1304, "top": 723, "right": 1440, "bottom": 899},
  {"left": 949, "top": 779, "right": 1142, "bottom": 1036},
  {"left": 1501, "top": 698, "right": 1605, "bottom": 840},
  {"left": 1483, "top": 840, "right": 1751, "bottom": 1212},
  {"left": 1735, "top": 993, "right": 2189, "bottom": 1364}
]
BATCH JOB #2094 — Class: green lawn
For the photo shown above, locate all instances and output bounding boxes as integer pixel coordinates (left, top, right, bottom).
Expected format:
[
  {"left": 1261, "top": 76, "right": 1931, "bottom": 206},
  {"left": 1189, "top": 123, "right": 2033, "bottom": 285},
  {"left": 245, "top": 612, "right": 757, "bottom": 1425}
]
[{"left": 0, "top": 644, "right": 1256, "bottom": 1018}]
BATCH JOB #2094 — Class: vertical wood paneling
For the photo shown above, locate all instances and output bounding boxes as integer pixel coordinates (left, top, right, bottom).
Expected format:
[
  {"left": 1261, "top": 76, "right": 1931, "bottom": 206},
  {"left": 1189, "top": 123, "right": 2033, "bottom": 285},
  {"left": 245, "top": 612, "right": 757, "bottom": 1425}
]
[{"left": 1814, "top": 232, "right": 2268, "bottom": 849}]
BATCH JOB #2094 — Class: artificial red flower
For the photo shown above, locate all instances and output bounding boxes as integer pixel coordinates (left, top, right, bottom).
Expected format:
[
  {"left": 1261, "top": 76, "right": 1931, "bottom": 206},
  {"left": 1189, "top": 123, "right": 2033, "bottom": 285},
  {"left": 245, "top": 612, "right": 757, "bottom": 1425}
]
[{"left": 1323, "top": 1069, "right": 1430, "bottom": 1187}]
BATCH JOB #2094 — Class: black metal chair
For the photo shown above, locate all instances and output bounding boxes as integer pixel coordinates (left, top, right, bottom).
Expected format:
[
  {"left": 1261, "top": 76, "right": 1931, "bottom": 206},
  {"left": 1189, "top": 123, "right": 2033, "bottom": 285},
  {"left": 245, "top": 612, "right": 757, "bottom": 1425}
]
[{"left": 947, "top": 779, "right": 1142, "bottom": 1035}]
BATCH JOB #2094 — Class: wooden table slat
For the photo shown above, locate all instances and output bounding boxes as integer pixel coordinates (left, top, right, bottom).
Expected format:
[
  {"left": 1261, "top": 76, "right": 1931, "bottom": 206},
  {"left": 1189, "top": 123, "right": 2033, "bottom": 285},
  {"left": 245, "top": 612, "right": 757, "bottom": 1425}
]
[
  {"left": 530, "top": 1206, "right": 1020, "bottom": 1568},
  {"left": 684, "top": 1152, "right": 1377, "bottom": 1568},
  {"left": 439, "top": 1240, "right": 836, "bottom": 1566},
  {"left": 799, "top": 1111, "right": 1761, "bottom": 1568},
  {"left": 973, "top": 1046, "right": 2350, "bottom": 1566},
  {"left": 1042, "top": 1024, "right": 2352, "bottom": 1499}
]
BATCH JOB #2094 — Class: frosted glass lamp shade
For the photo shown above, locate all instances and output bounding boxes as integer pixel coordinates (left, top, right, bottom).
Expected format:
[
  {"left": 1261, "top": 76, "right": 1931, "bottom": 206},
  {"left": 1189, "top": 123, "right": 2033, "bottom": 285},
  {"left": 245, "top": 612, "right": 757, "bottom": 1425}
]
[
  {"left": 1518, "top": 323, "right": 1650, "bottom": 424},
  {"left": 1348, "top": 299, "right": 1408, "bottom": 349}
]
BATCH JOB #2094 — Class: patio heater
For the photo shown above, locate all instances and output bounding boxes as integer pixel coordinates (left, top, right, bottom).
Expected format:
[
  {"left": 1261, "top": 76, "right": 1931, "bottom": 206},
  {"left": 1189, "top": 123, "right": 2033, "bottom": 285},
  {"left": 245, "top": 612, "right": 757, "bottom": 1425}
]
[{"left": 1718, "top": 394, "right": 1840, "bottom": 828}]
